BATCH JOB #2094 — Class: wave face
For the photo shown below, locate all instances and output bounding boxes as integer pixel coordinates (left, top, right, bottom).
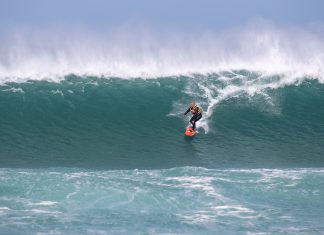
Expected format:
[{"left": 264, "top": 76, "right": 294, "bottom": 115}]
[
  {"left": 0, "top": 73, "right": 324, "bottom": 169},
  {"left": 0, "top": 167, "right": 323, "bottom": 235}
]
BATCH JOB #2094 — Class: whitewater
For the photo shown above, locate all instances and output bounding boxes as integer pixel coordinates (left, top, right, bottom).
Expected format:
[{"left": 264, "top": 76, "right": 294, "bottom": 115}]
[
  {"left": 0, "top": 22, "right": 324, "bottom": 81},
  {"left": 0, "top": 23, "right": 324, "bottom": 234}
]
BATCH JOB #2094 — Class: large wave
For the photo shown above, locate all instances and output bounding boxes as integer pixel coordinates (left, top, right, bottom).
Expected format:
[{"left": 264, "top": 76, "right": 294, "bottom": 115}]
[
  {"left": 0, "top": 73, "right": 323, "bottom": 169},
  {"left": 0, "top": 21, "right": 324, "bottom": 169}
]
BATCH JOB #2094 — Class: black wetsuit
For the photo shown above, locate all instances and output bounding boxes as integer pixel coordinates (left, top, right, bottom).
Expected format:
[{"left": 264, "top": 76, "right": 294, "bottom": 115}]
[{"left": 184, "top": 107, "right": 202, "bottom": 130}]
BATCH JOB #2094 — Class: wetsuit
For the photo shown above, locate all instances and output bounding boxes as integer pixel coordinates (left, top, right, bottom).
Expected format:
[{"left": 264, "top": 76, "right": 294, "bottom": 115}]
[{"left": 184, "top": 106, "right": 202, "bottom": 130}]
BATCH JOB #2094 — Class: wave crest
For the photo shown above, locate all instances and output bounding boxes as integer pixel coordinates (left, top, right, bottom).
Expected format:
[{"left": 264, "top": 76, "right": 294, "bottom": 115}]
[{"left": 1, "top": 22, "right": 324, "bottom": 82}]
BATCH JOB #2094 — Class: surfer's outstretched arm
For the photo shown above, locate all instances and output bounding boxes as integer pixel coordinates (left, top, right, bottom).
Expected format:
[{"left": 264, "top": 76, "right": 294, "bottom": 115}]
[{"left": 184, "top": 108, "right": 190, "bottom": 115}]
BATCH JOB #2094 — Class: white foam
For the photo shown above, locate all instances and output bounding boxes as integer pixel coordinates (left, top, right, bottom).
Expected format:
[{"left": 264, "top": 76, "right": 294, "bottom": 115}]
[
  {"left": 166, "top": 176, "right": 225, "bottom": 199},
  {"left": 2, "top": 87, "right": 24, "bottom": 93},
  {"left": 28, "top": 201, "right": 58, "bottom": 206},
  {"left": 0, "top": 207, "right": 11, "bottom": 211},
  {"left": 211, "top": 205, "right": 260, "bottom": 219},
  {"left": 50, "top": 90, "right": 64, "bottom": 96},
  {"left": 0, "top": 22, "right": 323, "bottom": 83}
]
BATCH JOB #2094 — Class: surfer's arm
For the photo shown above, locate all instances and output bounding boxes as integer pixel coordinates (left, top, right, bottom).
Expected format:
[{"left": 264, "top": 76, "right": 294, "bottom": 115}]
[{"left": 184, "top": 108, "right": 190, "bottom": 115}]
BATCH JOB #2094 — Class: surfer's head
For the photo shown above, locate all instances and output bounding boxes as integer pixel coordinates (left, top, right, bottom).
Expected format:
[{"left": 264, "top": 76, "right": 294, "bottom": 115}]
[{"left": 190, "top": 102, "right": 197, "bottom": 108}]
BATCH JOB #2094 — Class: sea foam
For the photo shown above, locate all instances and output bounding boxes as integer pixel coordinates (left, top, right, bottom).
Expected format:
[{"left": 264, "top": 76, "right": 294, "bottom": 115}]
[{"left": 0, "top": 22, "right": 323, "bottom": 83}]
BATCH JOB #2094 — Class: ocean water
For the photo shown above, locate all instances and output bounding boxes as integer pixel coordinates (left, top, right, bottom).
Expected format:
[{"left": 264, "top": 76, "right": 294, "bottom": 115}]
[
  {"left": 0, "top": 73, "right": 324, "bottom": 235},
  {"left": 1, "top": 167, "right": 323, "bottom": 235},
  {"left": 1, "top": 74, "right": 324, "bottom": 169},
  {"left": 1, "top": 25, "right": 324, "bottom": 234}
]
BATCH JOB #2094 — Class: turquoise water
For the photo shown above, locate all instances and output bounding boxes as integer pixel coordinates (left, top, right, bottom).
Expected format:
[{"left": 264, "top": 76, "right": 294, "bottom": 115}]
[
  {"left": 1, "top": 72, "right": 324, "bottom": 234},
  {"left": 1, "top": 167, "right": 323, "bottom": 235},
  {"left": 1, "top": 74, "right": 324, "bottom": 169}
]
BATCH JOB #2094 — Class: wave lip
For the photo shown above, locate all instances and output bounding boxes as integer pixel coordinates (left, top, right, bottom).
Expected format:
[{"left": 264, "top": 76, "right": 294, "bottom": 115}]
[{"left": 1, "top": 23, "right": 324, "bottom": 82}]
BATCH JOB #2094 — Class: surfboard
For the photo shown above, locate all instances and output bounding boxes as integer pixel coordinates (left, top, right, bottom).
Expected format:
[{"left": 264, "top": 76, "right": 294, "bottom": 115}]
[{"left": 185, "top": 127, "right": 196, "bottom": 136}]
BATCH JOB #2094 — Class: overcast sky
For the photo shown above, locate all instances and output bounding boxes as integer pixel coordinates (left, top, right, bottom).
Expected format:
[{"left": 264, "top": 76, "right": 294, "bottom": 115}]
[{"left": 1, "top": 0, "right": 324, "bottom": 30}]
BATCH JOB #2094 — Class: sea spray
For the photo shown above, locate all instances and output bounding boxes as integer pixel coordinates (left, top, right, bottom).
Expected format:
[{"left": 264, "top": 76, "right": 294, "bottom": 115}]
[{"left": 0, "top": 22, "right": 324, "bottom": 81}]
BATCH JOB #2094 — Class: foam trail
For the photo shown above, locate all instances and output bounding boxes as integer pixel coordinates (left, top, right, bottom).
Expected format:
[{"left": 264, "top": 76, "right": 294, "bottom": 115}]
[
  {"left": 0, "top": 22, "right": 324, "bottom": 82},
  {"left": 181, "top": 70, "right": 321, "bottom": 133}
]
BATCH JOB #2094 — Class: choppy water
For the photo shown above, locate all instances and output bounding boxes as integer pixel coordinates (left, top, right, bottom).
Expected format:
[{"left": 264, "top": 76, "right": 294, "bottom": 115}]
[{"left": 1, "top": 167, "right": 323, "bottom": 235}]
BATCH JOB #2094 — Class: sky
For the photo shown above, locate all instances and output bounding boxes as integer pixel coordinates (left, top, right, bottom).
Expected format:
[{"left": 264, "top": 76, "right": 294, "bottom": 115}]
[{"left": 1, "top": 0, "right": 324, "bottom": 30}]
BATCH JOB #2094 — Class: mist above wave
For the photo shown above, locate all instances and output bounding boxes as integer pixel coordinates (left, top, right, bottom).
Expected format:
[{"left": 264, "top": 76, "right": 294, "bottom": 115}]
[{"left": 0, "top": 21, "right": 323, "bottom": 82}]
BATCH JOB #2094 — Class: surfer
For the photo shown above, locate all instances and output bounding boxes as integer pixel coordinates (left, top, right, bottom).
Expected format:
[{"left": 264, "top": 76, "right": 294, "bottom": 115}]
[{"left": 184, "top": 102, "right": 202, "bottom": 131}]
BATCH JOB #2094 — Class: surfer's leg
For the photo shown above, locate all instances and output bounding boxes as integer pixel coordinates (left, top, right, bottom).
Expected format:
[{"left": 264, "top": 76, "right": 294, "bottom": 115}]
[
  {"left": 192, "top": 114, "right": 202, "bottom": 130},
  {"left": 195, "top": 113, "right": 202, "bottom": 122},
  {"left": 190, "top": 116, "right": 195, "bottom": 129}
]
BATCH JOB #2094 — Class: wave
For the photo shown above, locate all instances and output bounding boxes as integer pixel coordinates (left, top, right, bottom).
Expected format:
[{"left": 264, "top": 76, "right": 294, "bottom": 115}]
[
  {"left": 0, "top": 22, "right": 324, "bottom": 82},
  {"left": 1, "top": 73, "right": 324, "bottom": 169}
]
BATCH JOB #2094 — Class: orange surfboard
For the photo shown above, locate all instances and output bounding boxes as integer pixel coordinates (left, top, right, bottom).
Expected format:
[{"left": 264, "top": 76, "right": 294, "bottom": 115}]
[{"left": 185, "top": 127, "right": 196, "bottom": 136}]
